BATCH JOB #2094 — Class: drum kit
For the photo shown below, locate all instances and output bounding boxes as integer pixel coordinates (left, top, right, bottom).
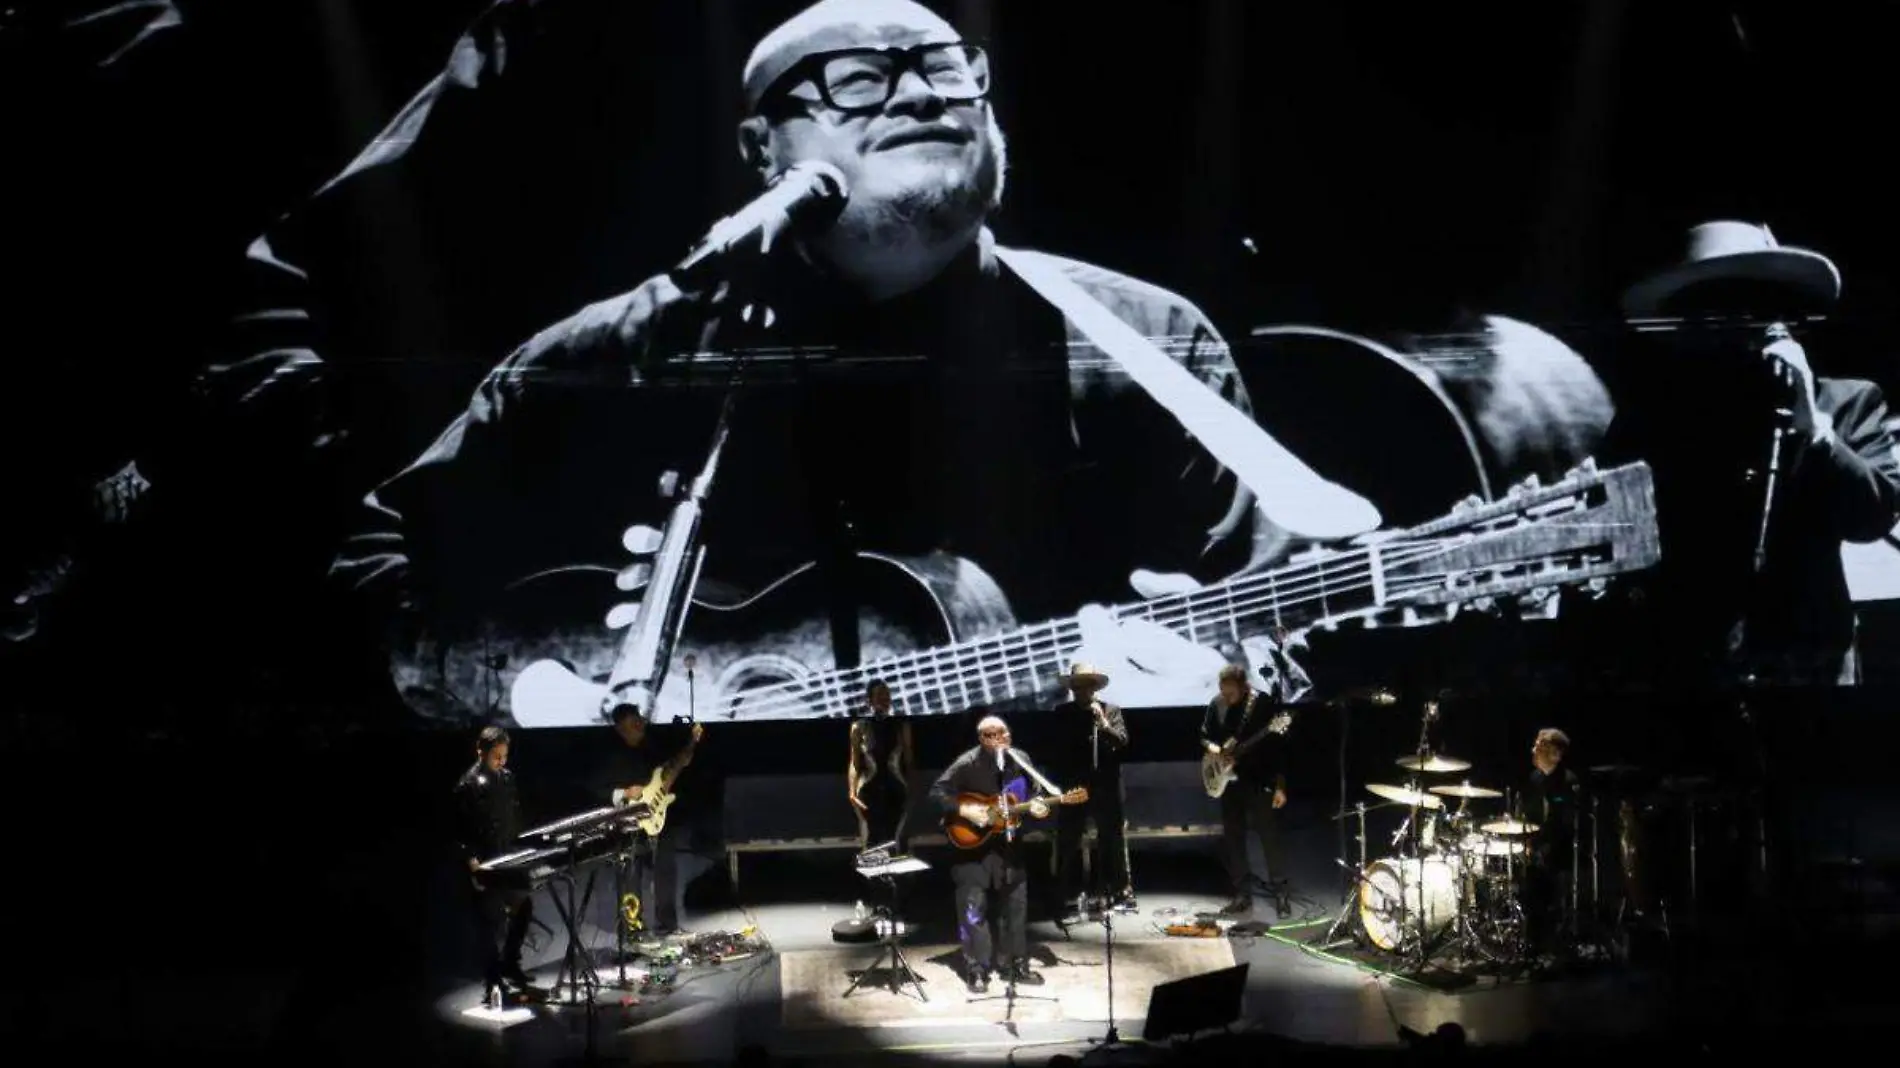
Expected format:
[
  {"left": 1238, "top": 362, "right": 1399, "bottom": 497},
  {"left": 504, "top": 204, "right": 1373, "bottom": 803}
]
[{"left": 1322, "top": 700, "right": 1570, "bottom": 972}]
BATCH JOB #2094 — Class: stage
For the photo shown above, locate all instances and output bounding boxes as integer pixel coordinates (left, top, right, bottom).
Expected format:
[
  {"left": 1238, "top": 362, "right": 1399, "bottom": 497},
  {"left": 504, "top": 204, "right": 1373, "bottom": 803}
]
[{"left": 408, "top": 843, "right": 1868, "bottom": 1065}]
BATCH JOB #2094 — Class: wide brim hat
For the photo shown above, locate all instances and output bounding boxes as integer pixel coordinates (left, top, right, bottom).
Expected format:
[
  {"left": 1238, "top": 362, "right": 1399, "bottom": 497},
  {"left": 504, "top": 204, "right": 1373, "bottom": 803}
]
[
  {"left": 1058, "top": 662, "right": 1109, "bottom": 688},
  {"left": 1620, "top": 220, "right": 1841, "bottom": 318}
]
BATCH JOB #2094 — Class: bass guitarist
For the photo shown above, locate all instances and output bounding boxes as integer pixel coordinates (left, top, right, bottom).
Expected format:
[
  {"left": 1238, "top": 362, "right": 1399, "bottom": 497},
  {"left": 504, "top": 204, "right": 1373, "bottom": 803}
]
[
  {"left": 602, "top": 705, "right": 702, "bottom": 937},
  {"left": 930, "top": 715, "right": 1052, "bottom": 994},
  {"left": 1201, "top": 664, "right": 1292, "bottom": 917}
]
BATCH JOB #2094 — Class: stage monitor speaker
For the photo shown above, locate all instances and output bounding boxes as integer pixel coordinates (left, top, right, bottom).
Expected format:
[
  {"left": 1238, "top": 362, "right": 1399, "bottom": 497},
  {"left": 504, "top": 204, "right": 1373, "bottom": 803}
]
[{"left": 1140, "top": 961, "right": 1249, "bottom": 1040}]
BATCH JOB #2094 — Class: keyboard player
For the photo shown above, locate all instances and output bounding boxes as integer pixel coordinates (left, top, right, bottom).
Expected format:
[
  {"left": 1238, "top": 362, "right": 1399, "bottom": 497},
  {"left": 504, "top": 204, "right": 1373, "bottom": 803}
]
[{"left": 455, "top": 726, "right": 539, "bottom": 1004}]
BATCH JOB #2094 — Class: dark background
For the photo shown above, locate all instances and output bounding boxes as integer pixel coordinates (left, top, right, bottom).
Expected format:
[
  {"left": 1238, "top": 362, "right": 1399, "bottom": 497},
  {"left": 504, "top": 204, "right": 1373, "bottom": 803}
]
[{"left": 0, "top": 0, "right": 1896, "bottom": 1053}]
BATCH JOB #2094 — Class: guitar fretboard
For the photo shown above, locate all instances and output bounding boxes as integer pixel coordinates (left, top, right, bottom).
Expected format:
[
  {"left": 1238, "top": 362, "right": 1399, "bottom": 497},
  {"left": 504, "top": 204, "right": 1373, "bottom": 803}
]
[{"left": 705, "top": 462, "right": 1647, "bottom": 721}]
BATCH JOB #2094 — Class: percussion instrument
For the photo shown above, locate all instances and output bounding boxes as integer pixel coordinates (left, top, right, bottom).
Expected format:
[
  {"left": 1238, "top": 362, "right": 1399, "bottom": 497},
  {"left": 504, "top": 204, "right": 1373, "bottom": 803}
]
[{"left": 1359, "top": 856, "right": 1460, "bottom": 952}]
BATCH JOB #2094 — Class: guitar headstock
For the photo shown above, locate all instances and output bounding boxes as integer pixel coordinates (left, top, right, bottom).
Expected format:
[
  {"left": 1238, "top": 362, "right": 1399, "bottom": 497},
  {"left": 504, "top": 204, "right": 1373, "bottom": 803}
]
[
  {"left": 1063, "top": 787, "right": 1091, "bottom": 805},
  {"left": 1376, "top": 459, "right": 1659, "bottom": 613}
]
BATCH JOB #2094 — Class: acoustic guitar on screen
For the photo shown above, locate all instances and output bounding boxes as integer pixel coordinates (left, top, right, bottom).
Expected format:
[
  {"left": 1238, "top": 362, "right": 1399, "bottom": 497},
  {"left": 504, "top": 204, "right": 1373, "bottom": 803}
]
[{"left": 944, "top": 787, "right": 1090, "bottom": 849}]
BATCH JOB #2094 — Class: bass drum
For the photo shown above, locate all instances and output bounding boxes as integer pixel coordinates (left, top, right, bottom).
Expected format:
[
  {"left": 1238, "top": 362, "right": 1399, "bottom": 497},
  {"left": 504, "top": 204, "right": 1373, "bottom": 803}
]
[{"left": 1359, "top": 856, "right": 1460, "bottom": 952}]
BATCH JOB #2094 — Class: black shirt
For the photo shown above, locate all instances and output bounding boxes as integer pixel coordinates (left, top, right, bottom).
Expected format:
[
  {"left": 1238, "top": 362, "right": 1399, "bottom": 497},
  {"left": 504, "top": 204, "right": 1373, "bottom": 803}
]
[
  {"left": 453, "top": 759, "right": 523, "bottom": 863},
  {"left": 1524, "top": 765, "right": 1581, "bottom": 869},
  {"left": 1046, "top": 699, "right": 1129, "bottom": 783},
  {"left": 930, "top": 745, "right": 1043, "bottom": 865},
  {"left": 1200, "top": 692, "right": 1289, "bottom": 791}
]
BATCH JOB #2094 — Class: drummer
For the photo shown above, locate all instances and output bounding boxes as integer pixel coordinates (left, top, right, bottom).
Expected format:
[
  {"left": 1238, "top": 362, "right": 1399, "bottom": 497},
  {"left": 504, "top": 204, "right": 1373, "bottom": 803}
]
[{"left": 1522, "top": 728, "right": 1582, "bottom": 954}]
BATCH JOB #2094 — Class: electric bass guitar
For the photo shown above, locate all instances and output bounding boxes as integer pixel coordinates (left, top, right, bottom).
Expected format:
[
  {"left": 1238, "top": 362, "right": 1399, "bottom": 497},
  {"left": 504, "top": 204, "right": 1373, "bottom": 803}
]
[
  {"left": 944, "top": 787, "right": 1090, "bottom": 848},
  {"left": 1202, "top": 708, "right": 1294, "bottom": 799},
  {"left": 620, "top": 723, "right": 704, "bottom": 837}
]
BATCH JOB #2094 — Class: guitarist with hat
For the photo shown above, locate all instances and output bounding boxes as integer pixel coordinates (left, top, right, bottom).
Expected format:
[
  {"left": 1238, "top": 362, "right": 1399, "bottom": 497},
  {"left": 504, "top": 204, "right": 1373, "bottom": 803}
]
[{"left": 1202, "top": 663, "right": 1294, "bottom": 917}]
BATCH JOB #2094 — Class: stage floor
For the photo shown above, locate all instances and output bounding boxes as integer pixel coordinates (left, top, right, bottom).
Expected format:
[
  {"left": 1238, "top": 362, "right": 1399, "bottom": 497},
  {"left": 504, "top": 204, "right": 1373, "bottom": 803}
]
[{"left": 408, "top": 846, "right": 1858, "bottom": 1065}]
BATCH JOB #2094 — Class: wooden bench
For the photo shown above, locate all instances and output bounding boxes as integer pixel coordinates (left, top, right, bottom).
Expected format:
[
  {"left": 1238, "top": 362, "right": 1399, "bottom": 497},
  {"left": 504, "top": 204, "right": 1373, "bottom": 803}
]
[{"left": 725, "top": 823, "right": 1221, "bottom": 890}]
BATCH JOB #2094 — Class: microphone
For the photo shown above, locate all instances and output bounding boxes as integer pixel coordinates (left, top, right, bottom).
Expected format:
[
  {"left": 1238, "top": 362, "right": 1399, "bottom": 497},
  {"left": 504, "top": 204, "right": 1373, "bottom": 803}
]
[{"left": 670, "top": 161, "right": 850, "bottom": 290}]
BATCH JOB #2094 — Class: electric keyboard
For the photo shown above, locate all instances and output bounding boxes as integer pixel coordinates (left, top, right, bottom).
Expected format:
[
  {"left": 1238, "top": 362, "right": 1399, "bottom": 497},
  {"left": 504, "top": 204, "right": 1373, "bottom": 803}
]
[{"left": 520, "top": 803, "right": 651, "bottom": 843}]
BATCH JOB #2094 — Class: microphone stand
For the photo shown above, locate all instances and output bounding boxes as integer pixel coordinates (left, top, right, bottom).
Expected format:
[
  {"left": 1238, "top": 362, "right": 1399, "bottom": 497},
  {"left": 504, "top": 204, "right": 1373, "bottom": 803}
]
[{"left": 1751, "top": 404, "right": 1795, "bottom": 575}]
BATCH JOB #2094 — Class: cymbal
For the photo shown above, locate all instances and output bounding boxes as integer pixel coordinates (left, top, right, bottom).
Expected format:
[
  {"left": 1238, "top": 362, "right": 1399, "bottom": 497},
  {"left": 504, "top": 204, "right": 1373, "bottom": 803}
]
[
  {"left": 1588, "top": 763, "right": 1643, "bottom": 775},
  {"left": 1480, "top": 819, "right": 1538, "bottom": 836},
  {"left": 1367, "top": 783, "right": 1444, "bottom": 809},
  {"left": 1397, "top": 754, "right": 1471, "bottom": 773},
  {"left": 1429, "top": 783, "right": 1503, "bottom": 799}
]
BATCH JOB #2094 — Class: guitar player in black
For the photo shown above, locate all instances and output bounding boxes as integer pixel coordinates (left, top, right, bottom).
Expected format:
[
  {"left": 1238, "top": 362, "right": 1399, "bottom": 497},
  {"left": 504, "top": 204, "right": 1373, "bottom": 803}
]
[
  {"left": 453, "top": 725, "right": 539, "bottom": 1004},
  {"left": 930, "top": 715, "right": 1051, "bottom": 993},
  {"left": 1201, "top": 663, "right": 1293, "bottom": 917},
  {"left": 599, "top": 705, "right": 699, "bottom": 938},
  {"left": 1049, "top": 662, "right": 1133, "bottom": 923}
]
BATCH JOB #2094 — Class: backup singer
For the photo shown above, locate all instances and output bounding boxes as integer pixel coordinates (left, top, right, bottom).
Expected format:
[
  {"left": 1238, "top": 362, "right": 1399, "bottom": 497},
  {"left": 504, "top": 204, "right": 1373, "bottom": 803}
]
[
  {"left": 1522, "top": 728, "right": 1582, "bottom": 955},
  {"left": 600, "top": 706, "right": 697, "bottom": 936},
  {"left": 1049, "top": 662, "right": 1134, "bottom": 922},
  {"left": 930, "top": 715, "right": 1049, "bottom": 993},
  {"left": 1201, "top": 664, "right": 1292, "bottom": 917},
  {"left": 453, "top": 726, "right": 537, "bottom": 1003},
  {"left": 848, "top": 679, "right": 915, "bottom": 852}
]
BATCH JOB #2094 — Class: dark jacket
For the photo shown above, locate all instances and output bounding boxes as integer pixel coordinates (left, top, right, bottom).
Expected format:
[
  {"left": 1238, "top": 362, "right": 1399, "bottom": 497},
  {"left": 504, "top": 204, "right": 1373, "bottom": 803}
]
[
  {"left": 1200, "top": 691, "right": 1289, "bottom": 792},
  {"left": 1047, "top": 699, "right": 1129, "bottom": 782},
  {"left": 930, "top": 745, "right": 1046, "bottom": 863},
  {"left": 453, "top": 760, "right": 523, "bottom": 865}
]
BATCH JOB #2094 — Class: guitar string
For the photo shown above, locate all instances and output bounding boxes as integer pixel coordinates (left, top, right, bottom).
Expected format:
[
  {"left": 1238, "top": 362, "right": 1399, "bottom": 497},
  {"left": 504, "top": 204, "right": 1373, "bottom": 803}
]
[
  {"left": 688, "top": 538, "right": 1477, "bottom": 721},
  {"left": 703, "top": 541, "right": 1428, "bottom": 720},
  {"left": 681, "top": 507, "right": 1619, "bottom": 724},
  {"left": 698, "top": 535, "right": 1554, "bottom": 721}
]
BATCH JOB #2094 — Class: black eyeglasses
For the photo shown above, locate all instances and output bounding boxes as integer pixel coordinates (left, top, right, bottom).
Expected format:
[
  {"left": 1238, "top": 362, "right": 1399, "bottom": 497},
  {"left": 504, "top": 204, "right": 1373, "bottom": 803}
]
[{"left": 762, "top": 42, "right": 990, "bottom": 116}]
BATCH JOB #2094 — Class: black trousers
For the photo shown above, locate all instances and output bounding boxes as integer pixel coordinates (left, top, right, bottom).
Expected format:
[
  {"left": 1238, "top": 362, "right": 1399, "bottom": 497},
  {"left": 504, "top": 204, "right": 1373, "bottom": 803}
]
[
  {"left": 856, "top": 779, "right": 910, "bottom": 853},
  {"left": 473, "top": 872, "right": 534, "bottom": 987},
  {"left": 1055, "top": 773, "right": 1129, "bottom": 901},
  {"left": 952, "top": 855, "right": 1028, "bottom": 972},
  {"left": 1220, "top": 782, "right": 1288, "bottom": 895},
  {"left": 622, "top": 831, "right": 680, "bottom": 934},
  {"left": 1522, "top": 860, "right": 1572, "bottom": 952}
]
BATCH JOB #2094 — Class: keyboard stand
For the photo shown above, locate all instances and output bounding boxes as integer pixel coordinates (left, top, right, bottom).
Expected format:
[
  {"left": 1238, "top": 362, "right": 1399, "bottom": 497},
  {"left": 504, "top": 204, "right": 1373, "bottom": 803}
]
[{"left": 548, "top": 867, "right": 602, "bottom": 1006}]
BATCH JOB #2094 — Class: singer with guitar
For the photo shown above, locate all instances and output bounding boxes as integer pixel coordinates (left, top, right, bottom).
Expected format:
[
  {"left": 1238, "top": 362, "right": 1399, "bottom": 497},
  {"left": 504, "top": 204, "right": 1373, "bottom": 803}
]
[
  {"left": 931, "top": 715, "right": 1069, "bottom": 994},
  {"left": 1202, "top": 664, "right": 1294, "bottom": 917},
  {"left": 600, "top": 705, "right": 704, "bottom": 937},
  {"left": 1048, "top": 662, "right": 1135, "bottom": 923}
]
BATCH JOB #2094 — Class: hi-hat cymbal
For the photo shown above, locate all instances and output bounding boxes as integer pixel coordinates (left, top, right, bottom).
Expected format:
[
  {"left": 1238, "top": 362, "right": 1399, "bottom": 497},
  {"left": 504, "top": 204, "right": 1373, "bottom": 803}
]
[
  {"left": 1429, "top": 783, "right": 1503, "bottom": 799},
  {"left": 1367, "top": 783, "right": 1444, "bottom": 809},
  {"left": 1397, "top": 754, "right": 1471, "bottom": 773},
  {"left": 1480, "top": 819, "right": 1538, "bottom": 836}
]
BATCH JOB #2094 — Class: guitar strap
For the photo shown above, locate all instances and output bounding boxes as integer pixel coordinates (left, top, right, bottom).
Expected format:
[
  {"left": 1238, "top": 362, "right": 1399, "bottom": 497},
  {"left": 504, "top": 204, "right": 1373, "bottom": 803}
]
[{"left": 992, "top": 244, "right": 1381, "bottom": 542}]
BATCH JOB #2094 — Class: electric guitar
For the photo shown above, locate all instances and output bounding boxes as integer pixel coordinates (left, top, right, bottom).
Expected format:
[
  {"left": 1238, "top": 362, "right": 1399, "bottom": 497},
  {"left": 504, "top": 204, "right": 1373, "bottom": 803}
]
[
  {"left": 621, "top": 723, "right": 704, "bottom": 837},
  {"left": 392, "top": 459, "right": 1661, "bottom": 726},
  {"left": 944, "top": 787, "right": 1090, "bottom": 849},
  {"left": 1202, "top": 707, "right": 1295, "bottom": 799}
]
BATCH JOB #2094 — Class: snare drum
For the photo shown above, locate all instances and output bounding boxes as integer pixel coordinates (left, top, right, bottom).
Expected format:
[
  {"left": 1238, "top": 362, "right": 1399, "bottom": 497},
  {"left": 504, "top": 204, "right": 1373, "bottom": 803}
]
[
  {"left": 1457, "top": 833, "right": 1526, "bottom": 875},
  {"left": 1358, "top": 856, "right": 1459, "bottom": 952}
]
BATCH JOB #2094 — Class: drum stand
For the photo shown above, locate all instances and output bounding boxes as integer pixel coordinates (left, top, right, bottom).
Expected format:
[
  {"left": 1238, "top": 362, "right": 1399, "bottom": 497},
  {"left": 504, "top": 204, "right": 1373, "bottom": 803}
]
[{"left": 1321, "top": 802, "right": 1373, "bottom": 949}]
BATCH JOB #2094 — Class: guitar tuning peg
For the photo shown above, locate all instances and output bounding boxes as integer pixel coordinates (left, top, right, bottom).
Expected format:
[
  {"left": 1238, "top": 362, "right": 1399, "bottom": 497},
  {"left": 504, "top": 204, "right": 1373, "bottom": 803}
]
[
  {"left": 616, "top": 562, "right": 654, "bottom": 592},
  {"left": 1453, "top": 493, "right": 1484, "bottom": 513},
  {"left": 605, "top": 601, "right": 642, "bottom": 629},
  {"left": 657, "top": 471, "right": 681, "bottom": 499},
  {"left": 622, "top": 524, "right": 664, "bottom": 554}
]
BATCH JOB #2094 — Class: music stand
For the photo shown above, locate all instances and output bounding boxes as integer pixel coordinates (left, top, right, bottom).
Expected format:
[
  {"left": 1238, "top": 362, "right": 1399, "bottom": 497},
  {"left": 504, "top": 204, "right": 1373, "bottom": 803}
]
[{"left": 843, "top": 852, "right": 931, "bottom": 1001}]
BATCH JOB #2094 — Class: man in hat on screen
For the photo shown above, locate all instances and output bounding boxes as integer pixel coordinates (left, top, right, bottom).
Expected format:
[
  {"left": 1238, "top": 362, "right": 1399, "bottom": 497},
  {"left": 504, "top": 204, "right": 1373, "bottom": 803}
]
[
  {"left": 1607, "top": 220, "right": 1900, "bottom": 685},
  {"left": 1047, "top": 661, "right": 1134, "bottom": 923}
]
